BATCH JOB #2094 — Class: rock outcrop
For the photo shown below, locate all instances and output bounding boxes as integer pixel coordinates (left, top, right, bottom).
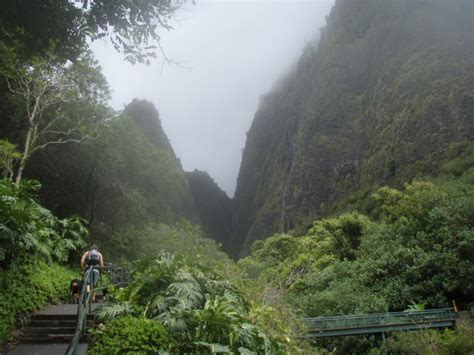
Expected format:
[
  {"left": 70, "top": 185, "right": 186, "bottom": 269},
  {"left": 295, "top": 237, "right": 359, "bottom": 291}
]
[{"left": 232, "top": 0, "right": 474, "bottom": 256}]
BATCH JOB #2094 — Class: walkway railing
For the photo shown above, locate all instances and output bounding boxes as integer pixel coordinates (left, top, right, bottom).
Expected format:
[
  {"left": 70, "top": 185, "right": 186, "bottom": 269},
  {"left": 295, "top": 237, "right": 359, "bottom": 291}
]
[
  {"left": 302, "top": 308, "right": 457, "bottom": 338},
  {"left": 65, "top": 265, "right": 95, "bottom": 355},
  {"left": 102, "top": 263, "right": 133, "bottom": 287},
  {"left": 65, "top": 264, "right": 132, "bottom": 355}
]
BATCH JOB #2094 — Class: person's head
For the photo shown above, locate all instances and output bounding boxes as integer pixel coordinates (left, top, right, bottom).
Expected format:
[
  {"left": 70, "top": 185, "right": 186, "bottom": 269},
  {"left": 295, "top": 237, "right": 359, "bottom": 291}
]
[{"left": 90, "top": 244, "right": 98, "bottom": 251}]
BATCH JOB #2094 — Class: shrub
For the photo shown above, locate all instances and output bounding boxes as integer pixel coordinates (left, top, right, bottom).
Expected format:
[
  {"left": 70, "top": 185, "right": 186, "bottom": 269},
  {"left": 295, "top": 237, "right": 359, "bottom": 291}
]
[
  {"left": 89, "top": 316, "right": 175, "bottom": 354},
  {"left": 0, "top": 262, "right": 78, "bottom": 344},
  {"left": 380, "top": 326, "right": 474, "bottom": 355},
  {"left": 0, "top": 178, "right": 87, "bottom": 269},
  {"left": 95, "top": 253, "right": 286, "bottom": 353}
]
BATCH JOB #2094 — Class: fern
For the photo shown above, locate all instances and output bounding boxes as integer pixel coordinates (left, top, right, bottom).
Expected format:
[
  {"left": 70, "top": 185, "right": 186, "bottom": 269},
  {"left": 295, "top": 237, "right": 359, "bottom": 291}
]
[
  {"left": 167, "top": 273, "right": 204, "bottom": 308},
  {"left": 194, "top": 342, "right": 230, "bottom": 353},
  {"left": 0, "top": 178, "right": 87, "bottom": 268},
  {"left": 96, "top": 253, "right": 283, "bottom": 353},
  {"left": 96, "top": 302, "right": 134, "bottom": 321}
]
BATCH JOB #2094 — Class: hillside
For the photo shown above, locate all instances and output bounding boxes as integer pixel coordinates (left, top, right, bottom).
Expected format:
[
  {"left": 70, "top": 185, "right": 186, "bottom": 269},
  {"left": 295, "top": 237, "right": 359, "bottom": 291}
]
[
  {"left": 232, "top": 0, "right": 474, "bottom": 256},
  {"left": 186, "top": 170, "right": 233, "bottom": 255},
  {"left": 0, "top": 95, "right": 199, "bottom": 259},
  {"left": 1, "top": 1, "right": 473, "bottom": 353}
]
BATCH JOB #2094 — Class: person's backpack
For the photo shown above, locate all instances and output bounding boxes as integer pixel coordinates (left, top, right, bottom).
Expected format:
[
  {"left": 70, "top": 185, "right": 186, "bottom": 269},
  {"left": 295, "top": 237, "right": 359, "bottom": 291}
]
[{"left": 87, "top": 249, "right": 100, "bottom": 266}]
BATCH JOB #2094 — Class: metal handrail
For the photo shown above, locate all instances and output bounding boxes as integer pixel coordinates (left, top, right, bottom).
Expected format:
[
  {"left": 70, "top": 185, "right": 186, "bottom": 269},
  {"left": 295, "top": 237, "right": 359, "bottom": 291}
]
[
  {"left": 65, "top": 264, "right": 132, "bottom": 355},
  {"left": 65, "top": 265, "right": 96, "bottom": 355},
  {"left": 102, "top": 263, "right": 133, "bottom": 287},
  {"left": 302, "top": 308, "right": 456, "bottom": 331}
]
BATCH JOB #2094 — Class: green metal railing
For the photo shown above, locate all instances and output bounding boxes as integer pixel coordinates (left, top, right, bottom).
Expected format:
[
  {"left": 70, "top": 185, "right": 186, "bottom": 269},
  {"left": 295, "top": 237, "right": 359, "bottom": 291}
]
[
  {"left": 102, "top": 263, "right": 133, "bottom": 287},
  {"left": 302, "top": 308, "right": 457, "bottom": 337},
  {"left": 65, "top": 264, "right": 132, "bottom": 355},
  {"left": 65, "top": 265, "right": 95, "bottom": 355}
]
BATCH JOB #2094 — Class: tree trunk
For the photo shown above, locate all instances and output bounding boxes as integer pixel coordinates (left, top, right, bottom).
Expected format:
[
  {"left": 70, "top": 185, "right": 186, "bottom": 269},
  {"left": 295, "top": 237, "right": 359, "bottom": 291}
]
[{"left": 14, "top": 125, "right": 33, "bottom": 186}]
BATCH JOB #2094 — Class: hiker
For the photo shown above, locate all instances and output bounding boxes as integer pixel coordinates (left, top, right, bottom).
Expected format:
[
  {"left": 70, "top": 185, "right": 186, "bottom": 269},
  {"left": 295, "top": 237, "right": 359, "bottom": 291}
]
[{"left": 80, "top": 244, "right": 104, "bottom": 301}]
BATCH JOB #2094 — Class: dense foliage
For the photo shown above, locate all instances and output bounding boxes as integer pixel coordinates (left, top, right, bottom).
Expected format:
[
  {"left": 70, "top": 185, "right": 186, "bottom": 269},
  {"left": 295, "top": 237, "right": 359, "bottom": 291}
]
[
  {"left": 0, "top": 0, "right": 186, "bottom": 63},
  {"left": 233, "top": 0, "right": 474, "bottom": 256},
  {"left": 375, "top": 325, "right": 474, "bottom": 355},
  {"left": 0, "top": 262, "right": 78, "bottom": 344},
  {"left": 0, "top": 0, "right": 198, "bottom": 263},
  {"left": 239, "top": 148, "right": 474, "bottom": 352},
  {"left": 243, "top": 180, "right": 473, "bottom": 311},
  {"left": 1, "top": 0, "right": 473, "bottom": 353},
  {"left": 0, "top": 177, "right": 87, "bottom": 269},
  {"left": 0, "top": 52, "right": 110, "bottom": 185},
  {"left": 12, "top": 99, "right": 198, "bottom": 259},
  {"left": 0, "top": 172, "right": 86, "bottom": 346},
  {"left": 93, "top": 253, "right": 288, "bottom": 353},
  {"left": 1, "top": 90, "right": 198, "bottom": 260},
  {"left": 90, "top": 316, "right": 175, "bottom": 354},
  {"left": 101, "top": 221, "right": 228, "bottom": 264}
]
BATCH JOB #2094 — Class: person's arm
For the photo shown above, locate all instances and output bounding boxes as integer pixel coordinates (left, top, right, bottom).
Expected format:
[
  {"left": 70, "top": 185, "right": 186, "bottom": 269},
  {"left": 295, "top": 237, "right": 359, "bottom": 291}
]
[
  {"left": 99, "top": 253, "right": 104, "bottom": 268},
  {"left": 80, "top": 252, "right": 88, "bottom": 270}
]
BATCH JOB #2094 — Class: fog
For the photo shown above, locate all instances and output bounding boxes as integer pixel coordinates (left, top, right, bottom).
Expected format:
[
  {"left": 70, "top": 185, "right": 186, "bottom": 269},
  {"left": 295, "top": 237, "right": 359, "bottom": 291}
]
[{"left": 91, "top": 0, "right": 334, "bottom": 196}]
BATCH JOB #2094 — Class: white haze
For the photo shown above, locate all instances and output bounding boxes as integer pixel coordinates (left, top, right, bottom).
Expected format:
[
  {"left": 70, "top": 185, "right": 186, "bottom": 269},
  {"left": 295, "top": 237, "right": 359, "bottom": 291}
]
[{"left": 91, "top": 0, "right": 334, "bottom": 196}]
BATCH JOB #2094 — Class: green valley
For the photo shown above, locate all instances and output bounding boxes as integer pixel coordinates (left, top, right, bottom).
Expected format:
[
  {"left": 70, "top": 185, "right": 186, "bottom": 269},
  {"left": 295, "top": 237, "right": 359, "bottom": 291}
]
[{"left": 1, "top": 0, "right": 473, "bottom": 354}]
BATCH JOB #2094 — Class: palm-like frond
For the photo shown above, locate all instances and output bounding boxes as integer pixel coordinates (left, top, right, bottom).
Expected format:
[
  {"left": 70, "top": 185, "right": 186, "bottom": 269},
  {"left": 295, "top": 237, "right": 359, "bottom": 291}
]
[
  {"left": 155, "top": 309, "right": 190, "bottom": 333},
  {"left": 236, "top": 323, "right": 273, "bottom": 353},
  {"left": 167, "top": 272, "right": 204, "bottom": 308},
  {"left": 0, "top": 178, "right": 88, "bottom": 267},
  {"left": 144, "top": 294, "right": 170, "bottom": 318},
  {"left": 98, "top": 252, "right": 279, "bottom": 352},
  {"left": 194, "top": 342, "right": 231, "bottom": 353},
  {"left": 96, "top": 302, "right": 134, "bottom": 321}
]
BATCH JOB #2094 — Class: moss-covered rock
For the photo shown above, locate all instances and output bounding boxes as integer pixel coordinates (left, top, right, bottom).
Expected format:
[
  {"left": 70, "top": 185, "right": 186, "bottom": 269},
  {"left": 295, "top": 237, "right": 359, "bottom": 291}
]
[{"left": 233, "top": 0, "right": 474, "bottom": 255}]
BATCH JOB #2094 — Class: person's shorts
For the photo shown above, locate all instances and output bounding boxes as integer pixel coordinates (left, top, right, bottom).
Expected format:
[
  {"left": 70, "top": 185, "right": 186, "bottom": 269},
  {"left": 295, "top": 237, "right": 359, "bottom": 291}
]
[{"left": 85, "top": 268, "right": 100, "bottom": 287}]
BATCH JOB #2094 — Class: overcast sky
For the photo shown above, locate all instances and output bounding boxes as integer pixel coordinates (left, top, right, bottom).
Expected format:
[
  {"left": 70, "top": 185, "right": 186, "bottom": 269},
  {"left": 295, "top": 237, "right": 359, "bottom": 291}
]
[{"left": 91, "top": 0, "right": 334, "bottom": 196}]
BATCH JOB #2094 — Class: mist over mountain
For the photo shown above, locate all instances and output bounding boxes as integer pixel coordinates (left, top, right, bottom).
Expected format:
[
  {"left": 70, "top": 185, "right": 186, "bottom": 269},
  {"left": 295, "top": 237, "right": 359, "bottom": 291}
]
[
  {"left": 1, "top": 0, "right": 473, "bottom": 352},
  {"left": 5, "top": 98, "right": 200, "bottom": 259},
  {"left": 227, "top": 0, "right": 474, "bottom": 256},
  {"left": 90, "top": 0, "right": 332, "bottom": 197}
]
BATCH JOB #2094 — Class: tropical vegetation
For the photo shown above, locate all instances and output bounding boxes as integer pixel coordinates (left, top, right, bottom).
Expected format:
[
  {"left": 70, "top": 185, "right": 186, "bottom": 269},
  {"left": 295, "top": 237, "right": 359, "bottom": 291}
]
[
  {"left": 0, "top": 262, "right": 79, "bottom": 344},
  {"left": 92, "top": 253, "right": 288, "bottom": 353},
  {"left": 0, "top": 0, "right": 473, "bottom": 353},
  {"left": 239, "top": 144, "right": 474, "bottom": 352}
]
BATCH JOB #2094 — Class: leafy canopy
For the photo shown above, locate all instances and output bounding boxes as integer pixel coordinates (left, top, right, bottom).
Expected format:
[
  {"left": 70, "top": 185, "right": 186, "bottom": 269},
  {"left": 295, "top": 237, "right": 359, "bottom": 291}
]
[
  {"left": 95, "top": 253, "right": 285, "bottom": 353},
  {"left": 0, "top": 177, "right": 87, "bottom": 269},
  {"left": 240, "top": 150, "right": 474, "bottom": 318},
  {"left": 0, "top": 0, "right": 187, "bottom": 63}
]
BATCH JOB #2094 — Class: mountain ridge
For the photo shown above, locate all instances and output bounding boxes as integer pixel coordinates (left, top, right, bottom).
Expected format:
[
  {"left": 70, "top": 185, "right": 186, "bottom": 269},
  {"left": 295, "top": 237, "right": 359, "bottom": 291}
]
[{"left": 229, "top": 0, "right": 474, "bottom": 256}]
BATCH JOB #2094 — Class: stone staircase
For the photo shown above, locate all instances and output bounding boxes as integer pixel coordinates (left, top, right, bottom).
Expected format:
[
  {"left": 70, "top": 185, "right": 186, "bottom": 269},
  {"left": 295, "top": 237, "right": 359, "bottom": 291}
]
[
  {"left": 19, "top": 313, "right": 94, "bottom": 344},
  {"left": 7, "top": 301, "right": 102, "bottom": 355}
]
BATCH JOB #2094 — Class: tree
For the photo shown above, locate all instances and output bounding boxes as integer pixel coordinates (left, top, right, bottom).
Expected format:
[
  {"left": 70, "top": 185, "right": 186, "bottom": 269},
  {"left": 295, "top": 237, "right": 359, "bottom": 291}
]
[
  {"left": 0, "top": 140, "right": 20, "bottom": 179},
  {"left": 0, "top": 0, "right": 187, "bottom": 63},
  {"left": 2, "top": 54, "right": 109, "bottom": 185},
  {"left": 0, "top": 178, "right": 87, "bottom": 269}
]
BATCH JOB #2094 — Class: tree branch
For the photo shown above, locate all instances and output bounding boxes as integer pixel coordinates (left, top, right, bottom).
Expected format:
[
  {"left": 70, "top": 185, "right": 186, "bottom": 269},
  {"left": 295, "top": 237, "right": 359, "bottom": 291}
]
[{"left": 33, "top": 136, "right": 90, "bottom": 151}]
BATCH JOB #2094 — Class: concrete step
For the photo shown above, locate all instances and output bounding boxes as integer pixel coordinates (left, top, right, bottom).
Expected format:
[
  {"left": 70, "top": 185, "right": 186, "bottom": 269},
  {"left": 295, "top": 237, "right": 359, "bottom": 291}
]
[
  {"left": 7, "top": 343, "right": 89, "bottom": 355},
  {"left": 32, "top": 313, "right": 94, "bottom": 321},
  {"left": 29, "top": 319, "right": 94, "bottom": 328},
  {"left": 20, "top": 334, "right": 90, "bottom": 344},
  {"left": 23, "top": 326, "right": 76, "bottom": 335}
]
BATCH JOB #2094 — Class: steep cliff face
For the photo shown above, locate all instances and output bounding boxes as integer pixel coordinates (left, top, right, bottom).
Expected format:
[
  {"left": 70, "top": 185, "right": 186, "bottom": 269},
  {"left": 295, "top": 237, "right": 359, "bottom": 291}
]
[
  {"left": 124, "top": 99, "right": 177, "bottom": 155},
  {"left": 122, "top": 99, "right": 199, "bottom": 224},
  {"left": 185, "top": 170, "right": 233, "bottom": 255},
  {"left": 233, "top": 0, "right": 474, "bottom": 255}
]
